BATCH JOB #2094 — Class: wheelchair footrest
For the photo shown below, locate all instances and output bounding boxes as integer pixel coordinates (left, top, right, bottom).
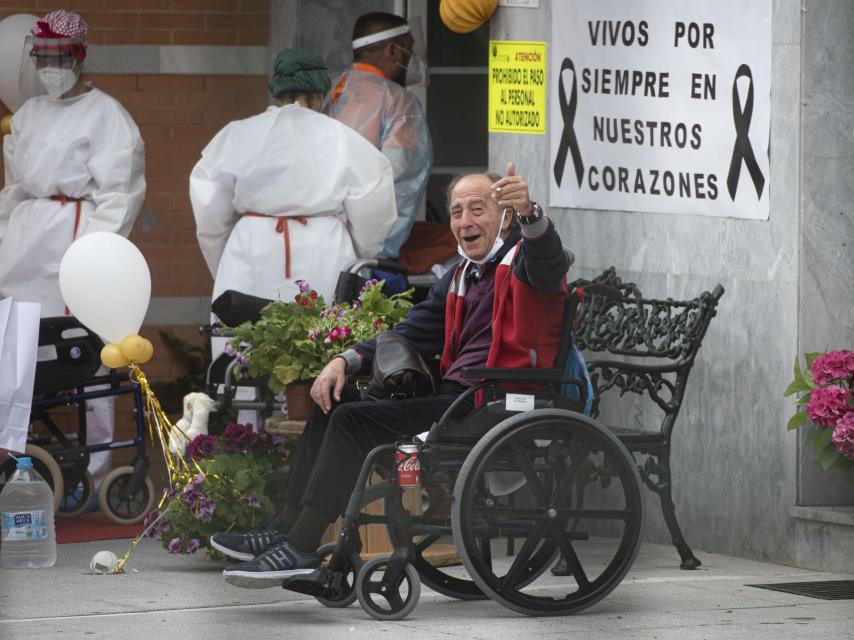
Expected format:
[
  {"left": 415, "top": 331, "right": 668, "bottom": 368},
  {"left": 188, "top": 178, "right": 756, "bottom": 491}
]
[{"left": 280, "top": 571, "right": 329, "bottom": 597}]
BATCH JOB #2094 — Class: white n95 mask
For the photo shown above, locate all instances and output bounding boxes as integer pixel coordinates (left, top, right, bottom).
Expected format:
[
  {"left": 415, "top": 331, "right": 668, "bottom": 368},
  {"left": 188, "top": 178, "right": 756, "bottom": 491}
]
[{"left": 38, "top": 67, "right": 77, "bottom": 99}]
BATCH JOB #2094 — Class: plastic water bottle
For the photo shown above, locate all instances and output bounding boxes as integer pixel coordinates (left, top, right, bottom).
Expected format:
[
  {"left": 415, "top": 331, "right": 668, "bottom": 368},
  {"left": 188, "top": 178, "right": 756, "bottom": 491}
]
[{"left": 0, "top": 457, "right": 56, "bottom": 568}]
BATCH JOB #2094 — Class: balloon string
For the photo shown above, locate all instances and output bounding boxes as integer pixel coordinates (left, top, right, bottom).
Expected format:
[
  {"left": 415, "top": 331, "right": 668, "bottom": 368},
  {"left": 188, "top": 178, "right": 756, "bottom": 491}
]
[{"left": 113, "top": 364, "right": 252, "bottom": 573}]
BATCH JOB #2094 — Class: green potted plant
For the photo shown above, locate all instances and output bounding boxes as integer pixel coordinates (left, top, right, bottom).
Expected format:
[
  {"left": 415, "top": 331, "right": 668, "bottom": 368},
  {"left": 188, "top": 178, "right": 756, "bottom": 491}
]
[{"left": 229, "top": 279, "right": 413, "bottom": 419}]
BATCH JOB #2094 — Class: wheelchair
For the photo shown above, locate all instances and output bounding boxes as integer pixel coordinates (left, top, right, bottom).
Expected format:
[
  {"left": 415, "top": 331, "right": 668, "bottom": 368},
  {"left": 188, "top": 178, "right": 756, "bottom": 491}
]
[
  {"left": 277, "top": 292, "right": 645, "bottom": 620},
  {"left": 0, "top": 316, "right": 154, "bottom": 524}
]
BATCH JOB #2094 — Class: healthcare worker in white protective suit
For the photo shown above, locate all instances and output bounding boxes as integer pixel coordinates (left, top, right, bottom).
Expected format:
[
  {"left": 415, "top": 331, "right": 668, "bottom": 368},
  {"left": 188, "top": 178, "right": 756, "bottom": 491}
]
[
  {"left": 0, "top": 10, "right": 146, "bottom": 491},
  {"left": 324, "top": 12, "right": 432, "bottom": 259},
  {"left": 191, "top": 48, "right": 396, "bottom": 423}
]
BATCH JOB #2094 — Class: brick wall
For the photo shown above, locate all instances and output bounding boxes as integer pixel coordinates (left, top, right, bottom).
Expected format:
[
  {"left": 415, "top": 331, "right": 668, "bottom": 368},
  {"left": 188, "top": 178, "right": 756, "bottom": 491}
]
[
  {"left": 0, "top": 0, "right": 269, "bottom": 46},
  {"left": 1, "top": 2, "right": 272, "bottom": 480}
]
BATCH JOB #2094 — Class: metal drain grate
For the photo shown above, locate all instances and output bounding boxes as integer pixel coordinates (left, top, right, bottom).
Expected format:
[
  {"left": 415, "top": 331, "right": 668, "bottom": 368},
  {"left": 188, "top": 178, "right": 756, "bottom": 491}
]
[{"left": 747, "top": 580, "right": 854, "bottom": 600}]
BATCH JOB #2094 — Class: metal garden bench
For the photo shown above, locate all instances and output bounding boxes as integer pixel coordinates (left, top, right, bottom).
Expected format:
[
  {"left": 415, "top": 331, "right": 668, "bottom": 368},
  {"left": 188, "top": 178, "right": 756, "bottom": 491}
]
[{"left": 564, "top": 267, "right": 725, "bottom": 570}]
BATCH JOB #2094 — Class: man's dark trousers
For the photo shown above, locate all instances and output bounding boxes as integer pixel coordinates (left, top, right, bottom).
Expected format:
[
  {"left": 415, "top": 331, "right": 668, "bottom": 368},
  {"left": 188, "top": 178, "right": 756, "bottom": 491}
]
[{"left": 284, "top": 382, "right": 473, "bottom": 522}]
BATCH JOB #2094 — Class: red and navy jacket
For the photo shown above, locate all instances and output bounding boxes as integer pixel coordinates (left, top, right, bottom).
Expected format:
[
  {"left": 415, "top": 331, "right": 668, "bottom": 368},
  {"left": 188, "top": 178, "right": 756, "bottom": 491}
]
[{"left": 342, "top": 217, "right": 570, "bottom": 383}]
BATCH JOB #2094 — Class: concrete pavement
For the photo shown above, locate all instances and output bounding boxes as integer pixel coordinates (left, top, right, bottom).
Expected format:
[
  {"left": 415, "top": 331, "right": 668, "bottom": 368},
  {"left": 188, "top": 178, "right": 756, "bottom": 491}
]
[{"left": 1, "top": 538, "right": 852, "bottom": 639}]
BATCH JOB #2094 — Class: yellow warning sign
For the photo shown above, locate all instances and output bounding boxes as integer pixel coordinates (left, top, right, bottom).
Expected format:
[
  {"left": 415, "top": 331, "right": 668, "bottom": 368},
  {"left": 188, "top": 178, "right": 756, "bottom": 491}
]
[{"left": 488, "top": 40, "right": 547, "bottom": 134}]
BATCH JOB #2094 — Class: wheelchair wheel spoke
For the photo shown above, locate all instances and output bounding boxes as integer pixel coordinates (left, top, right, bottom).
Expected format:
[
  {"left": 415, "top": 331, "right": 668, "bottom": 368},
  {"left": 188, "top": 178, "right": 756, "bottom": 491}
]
[
  {"left": 511, "top": 439, "right": 549, "bottom": 507},
  {"left": 551, "top": 436, "right": 593, "bottom": 508},
  {"left": 502, "top": 518, "right": 549, "bottom": 585},
  {"left": 479, "top": 536, "right": 492, "bottom": 569},
  {"left": 553, "top": 526, "right": 591, "bottom": 591}
]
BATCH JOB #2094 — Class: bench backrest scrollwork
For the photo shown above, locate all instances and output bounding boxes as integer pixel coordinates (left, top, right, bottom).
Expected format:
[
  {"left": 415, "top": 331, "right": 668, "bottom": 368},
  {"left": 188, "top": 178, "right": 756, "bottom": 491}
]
[{"left": 570, "top": 267, "right": 724, "bottom": 437}]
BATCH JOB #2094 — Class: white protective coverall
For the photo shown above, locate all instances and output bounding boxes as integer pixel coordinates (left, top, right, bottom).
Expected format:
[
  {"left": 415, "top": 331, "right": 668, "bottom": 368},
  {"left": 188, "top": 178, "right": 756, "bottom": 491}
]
[
  {"left": 190, "top": 102, "right": 396, "bottom": 306},
  {"left": 324, "top": 65, "right": 432, "bottom": 259},
  {"left": 0, "top": 87, "right": 146, "bottom": 486}
]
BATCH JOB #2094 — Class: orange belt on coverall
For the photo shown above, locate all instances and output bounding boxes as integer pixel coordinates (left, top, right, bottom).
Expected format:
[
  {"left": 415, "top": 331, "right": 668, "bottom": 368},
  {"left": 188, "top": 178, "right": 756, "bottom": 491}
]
[
  {"left": 51, "top": 195, "right": 84, "bottom": 316},
  {"left": 243, "top": 212, "right": 309, "bottom": 279}
]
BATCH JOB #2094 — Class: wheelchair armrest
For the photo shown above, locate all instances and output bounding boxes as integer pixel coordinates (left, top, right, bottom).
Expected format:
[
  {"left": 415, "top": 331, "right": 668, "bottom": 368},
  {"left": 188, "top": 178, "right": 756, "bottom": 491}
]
[{"left": 461, "top": 367, "right": 563, "bottom": 382}]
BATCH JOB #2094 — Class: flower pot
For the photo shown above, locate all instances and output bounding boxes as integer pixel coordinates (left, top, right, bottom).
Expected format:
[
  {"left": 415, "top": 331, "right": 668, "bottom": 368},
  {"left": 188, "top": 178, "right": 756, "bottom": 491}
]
[{"left": 285, "top": 382, "right": 314, "bottom": 421}]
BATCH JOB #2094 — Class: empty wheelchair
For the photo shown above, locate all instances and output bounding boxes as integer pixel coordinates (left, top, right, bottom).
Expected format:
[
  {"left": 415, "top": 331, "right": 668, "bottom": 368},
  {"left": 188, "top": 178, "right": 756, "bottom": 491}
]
[
  {"left": 278, "top": 290, "right": 645, "bottom": 620},
  {"left": 0, "top": 316, "right": 154, "bottom": 524}
]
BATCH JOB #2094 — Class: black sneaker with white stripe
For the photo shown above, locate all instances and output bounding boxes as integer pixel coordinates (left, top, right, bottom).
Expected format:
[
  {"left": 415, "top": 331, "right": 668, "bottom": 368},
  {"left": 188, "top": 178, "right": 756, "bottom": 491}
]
[
  {"left": 209, "top": 519, "right": 286, "bottom": 561},
  {"left": 223, "top": 540, "right": 322, "bottom": 588}
]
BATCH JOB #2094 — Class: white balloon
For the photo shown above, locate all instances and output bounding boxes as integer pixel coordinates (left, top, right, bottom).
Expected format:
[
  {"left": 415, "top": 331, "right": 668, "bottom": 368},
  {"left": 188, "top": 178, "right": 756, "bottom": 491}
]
[
  {"left": 0, "top": 14, "right": 39, "bottom": 113},
  {"left": 59, "top": 233, "right": 152, "bottom": 344}
]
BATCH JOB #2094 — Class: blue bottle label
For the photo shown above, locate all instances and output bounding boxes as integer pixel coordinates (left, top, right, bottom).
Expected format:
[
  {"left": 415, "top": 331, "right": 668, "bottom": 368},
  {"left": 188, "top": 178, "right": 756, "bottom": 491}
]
[{"left": 1, "top": 510, "right": 48, "bottom": 541}]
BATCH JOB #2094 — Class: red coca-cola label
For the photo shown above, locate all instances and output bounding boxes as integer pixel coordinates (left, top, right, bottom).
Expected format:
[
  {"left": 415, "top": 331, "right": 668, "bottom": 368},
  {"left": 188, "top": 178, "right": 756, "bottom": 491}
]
[{"left": 395, "top": 446, "right": 421, "bottom": 487}]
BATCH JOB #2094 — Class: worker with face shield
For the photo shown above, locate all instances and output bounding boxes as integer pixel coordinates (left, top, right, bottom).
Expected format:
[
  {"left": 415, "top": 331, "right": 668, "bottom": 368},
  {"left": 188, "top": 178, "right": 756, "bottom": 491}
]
[
  {"left": 190, "top": 48, "right": 397, "bottom": 384},
  {"left": 324, "top": 12, "right": 432, "bottom": 260},
  {"left": 0, "top": 10, "right": 146, "bottom": 491}
]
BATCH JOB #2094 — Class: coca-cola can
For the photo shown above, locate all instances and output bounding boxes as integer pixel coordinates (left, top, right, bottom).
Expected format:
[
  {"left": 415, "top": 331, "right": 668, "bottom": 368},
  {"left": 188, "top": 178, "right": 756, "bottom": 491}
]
[{"left": 395, "top": 444, "right": 421, "bottom": 487}]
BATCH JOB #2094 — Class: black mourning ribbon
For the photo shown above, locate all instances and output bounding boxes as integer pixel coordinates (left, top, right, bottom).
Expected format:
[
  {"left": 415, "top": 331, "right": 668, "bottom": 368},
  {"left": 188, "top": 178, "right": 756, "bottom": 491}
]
[
  {"left": 553, "top": 57, "right": 584, "bottom": 188},
  {"left": 727, "top": 64, "right": 765, "bottom": 200}
]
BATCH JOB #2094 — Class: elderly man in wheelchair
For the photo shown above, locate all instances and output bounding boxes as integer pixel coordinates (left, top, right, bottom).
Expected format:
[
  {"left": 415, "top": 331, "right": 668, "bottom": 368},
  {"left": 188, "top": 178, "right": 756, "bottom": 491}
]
[{"left": 210, "top": 163, "right": 644, "bottom": 620}]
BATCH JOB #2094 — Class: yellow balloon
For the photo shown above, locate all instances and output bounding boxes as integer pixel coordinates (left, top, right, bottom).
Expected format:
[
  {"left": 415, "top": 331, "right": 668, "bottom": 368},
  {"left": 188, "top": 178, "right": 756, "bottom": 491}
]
[
  {"left": 137, "top": 337, "right": 154, "bottom": 364},
  {"left": 120, "top": 334, "right": 149, "bottom": 362},
  {"left": 101, "top": 343, "right": 129, "bottom": 369},
  {"left": 1, "top": 114, "right": 11, "bottom": 136}
]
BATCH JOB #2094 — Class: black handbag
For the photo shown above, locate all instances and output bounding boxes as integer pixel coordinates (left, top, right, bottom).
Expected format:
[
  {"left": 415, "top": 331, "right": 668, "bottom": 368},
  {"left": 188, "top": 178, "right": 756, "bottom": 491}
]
[{"left": 363, "top": 332, "right": 436, "bottom": 401}]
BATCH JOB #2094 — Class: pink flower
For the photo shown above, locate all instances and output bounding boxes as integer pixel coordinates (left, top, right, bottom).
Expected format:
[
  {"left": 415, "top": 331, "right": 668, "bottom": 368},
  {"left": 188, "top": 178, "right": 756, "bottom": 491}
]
[
  {"left": 807, "top": 385, "right": 852, "bottom": 427},
  {"left": 307, "top": 328, "right": 321, "bottom": 341},
  {"left": 832, "top": 413, "right": 854, "bottom": 461},
  {"left": 811, "top": 350, "right": 854, "bottom": 385},
  {"left": 340, "top": 326, "right": 352, "bottom": 338}
]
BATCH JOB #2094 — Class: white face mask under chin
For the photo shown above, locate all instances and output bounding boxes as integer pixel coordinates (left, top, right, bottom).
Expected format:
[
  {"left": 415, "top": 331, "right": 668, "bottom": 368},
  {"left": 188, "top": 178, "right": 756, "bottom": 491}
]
[
  {"left": 38, "top": 67, "right": 78, "bottom": 99},
  {"left": 457, "top": 210, "right": 507, "bottom": 265}
]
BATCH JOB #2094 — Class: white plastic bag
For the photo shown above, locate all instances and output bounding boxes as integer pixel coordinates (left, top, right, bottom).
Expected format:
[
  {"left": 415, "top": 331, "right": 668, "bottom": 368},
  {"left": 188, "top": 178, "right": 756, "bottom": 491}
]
[{"left": 0, "top": 298, "right": 41, "bottom": 454}]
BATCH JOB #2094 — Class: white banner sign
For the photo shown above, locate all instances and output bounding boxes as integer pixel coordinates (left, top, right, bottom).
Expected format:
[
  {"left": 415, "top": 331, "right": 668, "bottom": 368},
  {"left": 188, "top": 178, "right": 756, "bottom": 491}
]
[{"left": 549, "top": 1, "right": 771, "bottom": 219}]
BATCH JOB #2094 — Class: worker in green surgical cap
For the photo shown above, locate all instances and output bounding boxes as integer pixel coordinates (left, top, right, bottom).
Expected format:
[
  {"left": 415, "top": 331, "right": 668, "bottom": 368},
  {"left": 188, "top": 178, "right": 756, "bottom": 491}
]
[{"left": 190, "top": 48, "right": 397, "bottom": 424}]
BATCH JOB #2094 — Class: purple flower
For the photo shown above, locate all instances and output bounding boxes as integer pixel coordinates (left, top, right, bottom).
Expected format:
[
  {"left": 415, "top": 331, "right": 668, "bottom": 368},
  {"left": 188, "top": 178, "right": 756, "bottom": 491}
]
[
  {"left": 186, "top": 538, "right": 201, "bottom": 554},
  {"left": 222, "top": 422, "right": 257, "bottom": 453},
  {"left": 142, "top": 508, "right": 171, "bottom": 540},
  {"left": 270, "top": 434, "right": 286, "bottom": 448},
  {"left": 832, "top": 412, "right": 854, "bottom": 461},
  {"left": 359, "top": 278, "right": 380, "bottom": 294},
  {"left": 239, "top": 494, "right": 261, "bottom": 508},
  {"left": 167, "top": 537, "right": 183, "bottom": 554},
  {"left": 807, "top": 385, "right": 851, "bottom": 427},
  {"left": 307, "top": 328, "right": 321, "bottom": 341},
  {"left": 295, "top": 279, "right": 311, "bottom": 293},
  {"left": 184, "top": 491, "right": 215, "bottom": 522},
  {"left": 187, "top": 434, "right": 217, "bottom": 460},
  {"left": 812, "top": 350, "right": 854, "bottom": 385}
]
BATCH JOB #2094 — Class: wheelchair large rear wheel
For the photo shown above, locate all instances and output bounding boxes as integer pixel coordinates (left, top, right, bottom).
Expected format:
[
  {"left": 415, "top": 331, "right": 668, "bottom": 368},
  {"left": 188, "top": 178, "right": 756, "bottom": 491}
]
[
  {"left": 398, "top": 490, "right": 557, "bottom": 601},
  {"left": 452, "top": 409, "right": 643, "bottom": 617}
]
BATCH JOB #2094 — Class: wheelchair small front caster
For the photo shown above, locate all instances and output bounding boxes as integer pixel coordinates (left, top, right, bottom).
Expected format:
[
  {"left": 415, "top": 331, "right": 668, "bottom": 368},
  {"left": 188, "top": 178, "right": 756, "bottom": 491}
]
[
  {"left": 99, "top": 465, "right": 155, "bottom": 525},
  {"left": 314, "top": 542, "right": 363, "bottom": 608},
  {"left": 355, "top": 555, "right": 420, "bottom": 621}
]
